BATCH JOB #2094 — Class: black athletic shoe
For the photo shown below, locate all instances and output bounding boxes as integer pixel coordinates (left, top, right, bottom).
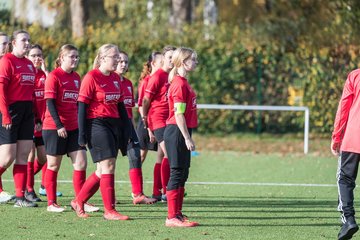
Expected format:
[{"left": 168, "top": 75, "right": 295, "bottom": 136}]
[
  {"left": 25, "top": 190, "right": 42, "bottom": 202},
  {"left": 13, "top": 197, "right": 38, "bottom": 208},
  {"left": 338, "top": 218, "right": 359, "bottom": 240}
]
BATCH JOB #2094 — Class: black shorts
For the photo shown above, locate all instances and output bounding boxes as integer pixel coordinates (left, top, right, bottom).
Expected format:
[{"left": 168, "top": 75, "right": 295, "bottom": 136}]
[
  {"left": 34, "top": 136, "right": 44, "bottom": 147},
  {"left": 136, "top": 117, "right": 158, "bottom": 151},
  {"left": 164, "top": 124, "right": 192, "bottom": 169},
  {"left": 43, "top": 129, "right": 85, "bottom": 156},
  {"left": 154, "top": 127, "right": 166, "bottom": 143},
  {"left": 0, "top": 101, "right": 34, "bottom": 144},
  {"left": 86, "top": 118, "right": 119, "bottom": 163}
]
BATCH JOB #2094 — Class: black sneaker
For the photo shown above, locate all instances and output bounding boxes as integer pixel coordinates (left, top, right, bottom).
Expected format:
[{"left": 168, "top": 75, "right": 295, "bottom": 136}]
[
  {"left": 338, "top": 217, "right": 359, "bottom": 240},
  {"left": 25, "top": 190, "right": 42, "bottom": 202},
  {"left": 14, "top": 197, "right": 38, "bottom": 208}
]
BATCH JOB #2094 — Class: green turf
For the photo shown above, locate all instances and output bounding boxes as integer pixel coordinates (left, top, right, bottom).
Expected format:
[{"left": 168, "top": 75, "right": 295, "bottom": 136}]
[{"left": 0, "top": 151, "right": 347, "bottom": 239}]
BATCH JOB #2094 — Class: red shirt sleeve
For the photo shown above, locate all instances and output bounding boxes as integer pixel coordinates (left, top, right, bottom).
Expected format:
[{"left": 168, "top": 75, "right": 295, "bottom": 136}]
[
  {"left": 78, "top": 73, "right": 95, "bottom": 104},
  {"left": 332, "top": 73, "right": 354, "bottom": 143},
  {"left": 0, "top": 57, "right": 12, "bottom": 124},
  {"left": 172, "top": 82, "right": 187, "bottom": 104},
  {"left": 144, "top": 73, "right": 159, "bottom": 100},
  {"left": 44, "top": 72, "right": 58, "bottom": 99}
]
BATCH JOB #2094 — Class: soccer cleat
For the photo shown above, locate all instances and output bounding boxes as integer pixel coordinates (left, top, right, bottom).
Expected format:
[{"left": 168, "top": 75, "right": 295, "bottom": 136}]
[
  {"left": 165, "top": 217, "right": 196, "bottom": 227},
  {"left": 13, "top": 197, "right": 38, "bottom": 208},
  {"left": 84, "top": 202, "right": 100, "bottom": 213},
  {"left": 338, "top": 218, "right": 359, "bottom": 240},
  {"left": 39, "top": 187, "right": 63, "bottom": 197},
  {"left": 151, "top": 195, "right": 162, "bottom": 202},
  {"left": 25, "top": 190, "right": 42, "bottom": 202},
  {"left": 47, "top": 203, "right": 65, "bottom": 213},
  {"left": 177, "top": 213, "right": 199, "bottom": 226},
  {"left": 132, "top": 194, "right": 157, "bottom": 205},
  {"left": 161, "top": 194, "right": 167, "bottom": 202},
  {"left": 0, "top": 191, "right": 14, "bottom": 204},
  {"left": 71, "top": 200, "right": 89, "bottom": 218},
  {"left": 103, "top": 210, "right": 130, "bottom": 221}
]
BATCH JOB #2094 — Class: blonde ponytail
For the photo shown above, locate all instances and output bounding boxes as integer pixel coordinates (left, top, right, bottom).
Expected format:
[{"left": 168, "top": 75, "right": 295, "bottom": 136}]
[{"left": 168, "top": 67, "right": 178, "bottom": 84}]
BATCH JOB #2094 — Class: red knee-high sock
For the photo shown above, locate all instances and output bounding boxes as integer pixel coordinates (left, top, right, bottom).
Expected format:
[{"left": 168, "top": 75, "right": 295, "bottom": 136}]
[
  {"left": 13, "top": 164, "right": 27, "bottom": 198},
  {"left": 33, "top": 158, "right": 45, "bottom": 175},
  {"left": 45, "top": 169, "right": 58, "bottom": 206},
  {"left": 161, "top": 157, "right": 170, "bottom": 194},
  {"left": 0, "top": 167, "right": 7, "bottom": 192},
  {"left": 129, "top": 168, "right": 143, "bottom": 195},
  {"left": 177, "top": 187, "right": 185, "bottom": 215},
  {"left": 73, "top": 170, "right": 86, "bottom": 197},
  {"left": 153, "top": 163, "right": 162, "bottom": 196},
  {"left": 100, "top": 174, "right": 115, "bottom": 212},
  {"left": 26, "top": 162, "right": 35, "bottom": 192},
  {"left": 166, "top": 189, "right": 179, "bottom": 219},
  {"left": 41, "top": 162, "right": 47, "bottom": 188},
  {"left": 76, "top": 172, "right": 100, "bottom": 204}
]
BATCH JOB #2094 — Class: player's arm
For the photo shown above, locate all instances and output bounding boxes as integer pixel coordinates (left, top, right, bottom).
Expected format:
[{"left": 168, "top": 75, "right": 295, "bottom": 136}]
[{"left": 174, "top": 102, "right": 195, "bottom": 151}]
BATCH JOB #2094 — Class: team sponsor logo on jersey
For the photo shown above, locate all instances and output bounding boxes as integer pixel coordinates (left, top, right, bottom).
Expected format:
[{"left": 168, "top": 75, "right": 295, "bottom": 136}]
[
  {"left": 62, "top": 90, "right": 78, "bottom": 103},
  {"left": 20, "top": 73, "right": 35, "bottom": 85},
  {"left": 74, "top": 80, "right": 79, "bottom": 89},
  {"left": 34, "top": 89, "right": 44, "bottom": 99},
  {"left": 105, "top": 92, "right": 121, "bottom": 104},
  {"left": 113, "top": 81, "right": 119, "bottom": 89},
  {"left": 39, "top": 77, "right": 46, "bottom": 84},
  {"left": 27, "top": 65, "right": 34, "bottom": 72},
  {"left": 123, "top": 97, "right": 132, "bottom": 106}
]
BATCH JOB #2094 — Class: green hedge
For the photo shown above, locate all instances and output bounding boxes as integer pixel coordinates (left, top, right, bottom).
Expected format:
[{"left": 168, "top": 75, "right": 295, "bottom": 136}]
[{"left": 1, "top": 23, "right": 355, "bottom": 135}]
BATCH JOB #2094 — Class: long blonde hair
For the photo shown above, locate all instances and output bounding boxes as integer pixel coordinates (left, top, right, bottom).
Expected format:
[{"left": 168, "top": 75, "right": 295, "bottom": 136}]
[
  {"left": 168, "top": 47, "right": 196, "bottom": 84},
  {"left": 93, "top": 44, "right": 119, "bottom": 69},
  {"left": 55, "top": 44, "right": 78, "bottom": 68}
]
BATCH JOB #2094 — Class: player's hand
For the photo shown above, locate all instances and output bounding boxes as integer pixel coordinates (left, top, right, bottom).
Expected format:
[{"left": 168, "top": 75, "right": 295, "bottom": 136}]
[
  {"left": 148, "top": 129, "right": 155, "bottom": 143},
  {"left": 2, "top": 123, "right": 11, "bottom": 130},
  {"left": 185, "top": 137, "right": 195, "bottom": 151},
  {"left": 142, "top": 116, "right": 148, "bottom": 129},
  {"left": 331, "top": 140, "right": 341, "bottom": 156},
  {"left": 57, "top": 127, "right": 67, "bottom": 138},
  {"left": 35, "top": 123, "right": 42, "bottom": 132}
]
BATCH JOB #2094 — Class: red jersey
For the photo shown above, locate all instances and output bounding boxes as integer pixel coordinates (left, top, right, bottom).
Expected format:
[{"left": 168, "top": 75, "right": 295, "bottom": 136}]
[
  {"left": 332, "top": 69, "right": 360, "bottom": 153},
  {"left": 166, "top": 76, "right": 198, "bottom": 128},
  {"left": 120, "top": 77, "right": 135, "bottom": 119},
  {"left": 78, "top": 69, "right": 123, "bottom": 119},
  {"left": 0, "top": 53, "right": 35, "bottom": 104},
  {"left": 43, "top": 67, "right": 81, "bottom": 131},
  {"left": 138, "top": 75, "right": 150, "bottom": 107},
  {"left": 144, "top": 68, "right": 169, "bottom": 130},
  {"left": 33, "top": 69, "right": 46, "bottom": 137}
]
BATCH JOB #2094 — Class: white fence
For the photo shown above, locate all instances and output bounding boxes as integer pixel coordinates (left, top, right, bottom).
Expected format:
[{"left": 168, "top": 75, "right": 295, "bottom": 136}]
[{"left": 197, "top": 104, "right": 310, "bottom": 154}]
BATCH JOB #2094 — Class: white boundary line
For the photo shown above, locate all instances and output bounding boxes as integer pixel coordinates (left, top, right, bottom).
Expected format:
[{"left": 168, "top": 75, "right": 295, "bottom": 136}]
[{"left": 2, "top": 179, "right": 336, "bottom": 187}]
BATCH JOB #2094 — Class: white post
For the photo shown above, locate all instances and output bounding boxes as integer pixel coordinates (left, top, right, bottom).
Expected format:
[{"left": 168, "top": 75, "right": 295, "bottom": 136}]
[{"left": 304, "top": 107, "right": 310, "bottom": 154}]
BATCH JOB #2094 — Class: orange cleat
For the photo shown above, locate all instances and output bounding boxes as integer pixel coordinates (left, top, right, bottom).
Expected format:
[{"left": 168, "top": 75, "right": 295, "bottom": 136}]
[
  {"left": 177, "top": 213, "right": 199, "bottom": 226},
  {"left": 132, "top": 194, "right": 157, "bottom": 205},
  {"left": 71, "top": 200, "right": 89, "bottom": 218},
  {"left": 165, "top": 217, "right": 197, "bottom": 227},
  {"left": 103, "top": 210, "right": 130, "bottom": 221}
]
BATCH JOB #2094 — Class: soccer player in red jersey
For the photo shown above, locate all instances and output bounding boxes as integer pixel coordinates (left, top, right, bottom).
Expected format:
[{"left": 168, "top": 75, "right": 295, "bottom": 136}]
[
  {"left": 24, "top": 44, "right": 48, "bottom": 203},
  {"left": 42, "top": 44, "right": 97, "bottom": 213},
  {"left": 73, "top": 44, "right": 130, "bottom": 220},
  {"left": 115, "top": 50, "right": 156, "bottom": 205},
  {"left": 0, "top": 30, "right": 37, "bottom": 207},
  {"left": 163, "top": 47, "right": 199, "bottom": 227},
  {"left": 331, "top": 69, "right": 360, "bottom": 239},
  {"left": 137, "top": 52, "right": 162, "bottom": 163},
  {"left": 0, "top": 32, "right": 9, "bottom": 58},
  {"left": 142, "top": 46, "right": 176, "bottom": 202}
]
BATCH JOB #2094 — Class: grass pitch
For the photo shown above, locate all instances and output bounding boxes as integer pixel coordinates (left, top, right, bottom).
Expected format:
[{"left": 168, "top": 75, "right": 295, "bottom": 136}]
[{"left": 0, "top": 150, "right": 345, "bottom": 239}]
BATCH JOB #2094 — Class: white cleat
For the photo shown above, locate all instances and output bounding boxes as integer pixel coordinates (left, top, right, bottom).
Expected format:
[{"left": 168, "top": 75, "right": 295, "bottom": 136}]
[
  {"left": 47, "top": 203, "right": 65, "bottom": 213},
  {"left": 84, "top": 202, "right": 100, "bottom": 213},
  {"left": 0, "top": 191, "right": 14, "bottom": 204}
]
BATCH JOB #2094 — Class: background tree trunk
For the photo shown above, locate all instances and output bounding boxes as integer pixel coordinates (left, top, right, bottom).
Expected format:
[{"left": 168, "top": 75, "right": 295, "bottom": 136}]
[
  {"left": 70, "top": 0, "right": 86, "bottom": 39},
  {"left": 170, "top": 0, "right": 193, "bottom": 32}
]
